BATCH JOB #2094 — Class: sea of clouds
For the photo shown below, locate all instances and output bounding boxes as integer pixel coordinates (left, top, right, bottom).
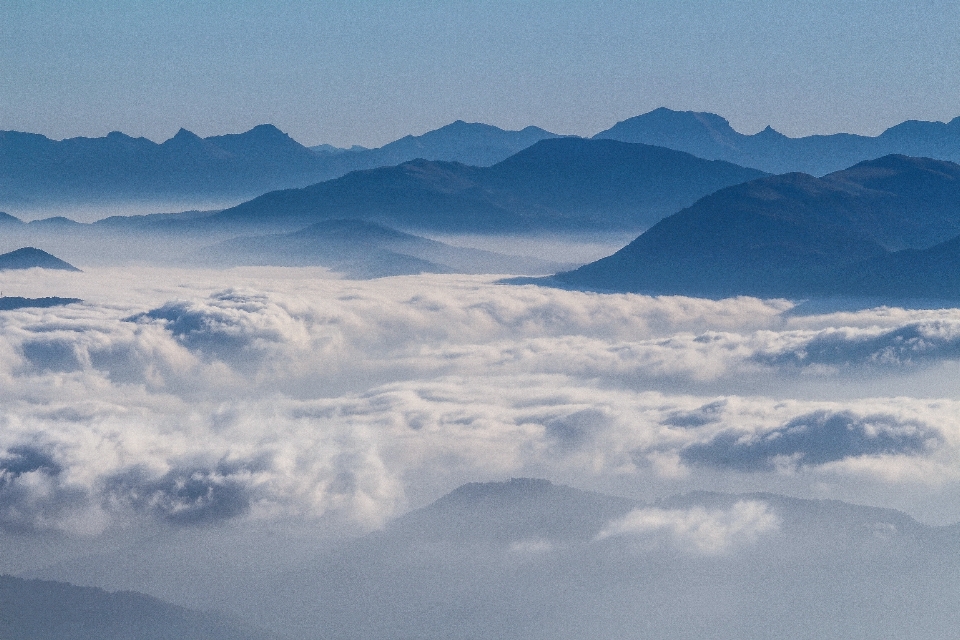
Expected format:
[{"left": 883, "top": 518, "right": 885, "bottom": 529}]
[{"left": 2, "top": 265, "right": 960, "bottom": 553}]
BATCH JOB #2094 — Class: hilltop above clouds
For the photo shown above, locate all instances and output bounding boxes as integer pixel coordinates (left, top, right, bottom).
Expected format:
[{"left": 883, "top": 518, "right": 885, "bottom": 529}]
[{"left": 551, "top": 155, "right": 960, "bottom": 299}]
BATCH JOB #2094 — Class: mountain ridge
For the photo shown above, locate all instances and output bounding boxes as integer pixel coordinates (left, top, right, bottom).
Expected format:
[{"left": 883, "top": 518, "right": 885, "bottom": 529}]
[
  {"left": 198, "top": 218, "right": 571, "bottom": 277},
  {"left": 205, "top": 138, "right": 768, "bottom": 233},
  {"left": 596, "top": 107, "right": 960, "bottom": 175},
  {"left": 548, "top": 154, "right": 960, "bottom": 299},
  {"left": 0, "top": 121, "right": 561, "bottom": 209}
]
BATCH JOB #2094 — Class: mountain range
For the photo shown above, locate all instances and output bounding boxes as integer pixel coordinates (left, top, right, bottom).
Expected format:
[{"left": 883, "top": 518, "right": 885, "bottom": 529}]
[
  {"left": 248, "top": 479, "right": 960, "bottom": 640},
  {"left": 29, "top": 479, "right": 960, "bottom": 640},
  {"left": 9, "top": 108, "right": 960, "bottom": 211},
  {"left": 0, "top": 121, "right": 559, "bottom": 209},
  {"left": 596, "top": 107, "right": 960, "bottom": 175},
  {"left": 0, "top": 296, "right": 82, "bottom": 311},
  {"left": 548, "top": 155, "right": 960, "bottom": 299},
  {"left": 204, "top": 138, "right": 767, "bottom": 233},
  {"left": 200, "top": 219, "right": 570, "bottom": 277}
]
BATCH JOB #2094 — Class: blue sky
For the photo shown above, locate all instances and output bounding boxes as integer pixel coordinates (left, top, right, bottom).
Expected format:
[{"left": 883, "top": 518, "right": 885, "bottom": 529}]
[{"left": 2, "top": 0, "right": 958, "bottom": 147}]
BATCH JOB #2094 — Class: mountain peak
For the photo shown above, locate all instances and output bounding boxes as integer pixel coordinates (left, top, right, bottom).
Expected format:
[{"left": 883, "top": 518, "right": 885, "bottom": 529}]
[
  {"left": 441, "top": 478, "right": 556, "bottom": 505},
  {"left": 164, "top": 128, "right": 204, "bottom": 146},
  {"left": 241, "top": 123, "right": 288, "bottom": 139},
  {"left": 754, "top": 125, "right": 787, "bottom": 139},
  {"left": 0, "top": 247, "right": 81, "bottom": 271},
  {"left": 0, "top": 212, "right": 24, "bottom": 225},
  {"left": 173, "top": 127, "right": 200, "bottom": 139},
  {"left": 594, "top": 107, "right": 742, "bottom": 157}
]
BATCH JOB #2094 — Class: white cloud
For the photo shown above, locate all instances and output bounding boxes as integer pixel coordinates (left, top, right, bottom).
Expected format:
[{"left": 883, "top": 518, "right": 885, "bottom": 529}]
[
  {"left": 2, "top": 267, "right": 960, "bottom": 536},
  {"left": 595, "top": 500, "right": 781, "bottom": 554}
]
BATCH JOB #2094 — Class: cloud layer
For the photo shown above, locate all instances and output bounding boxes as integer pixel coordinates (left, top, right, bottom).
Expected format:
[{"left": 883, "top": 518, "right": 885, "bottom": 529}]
[{"left": 2, "top": 266, "right": 960, "bottom": 536}]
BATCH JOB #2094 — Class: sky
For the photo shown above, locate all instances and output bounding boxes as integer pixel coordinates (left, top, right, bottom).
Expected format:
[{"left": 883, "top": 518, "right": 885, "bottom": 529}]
[{"left": 2, "top": 0, "right": 960, "bottom": 147}]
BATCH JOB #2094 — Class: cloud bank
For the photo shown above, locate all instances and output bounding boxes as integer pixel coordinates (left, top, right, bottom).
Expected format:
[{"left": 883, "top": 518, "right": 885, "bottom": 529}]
[{"left": 2, "top": 267, "right": 960, "bottom": 537}]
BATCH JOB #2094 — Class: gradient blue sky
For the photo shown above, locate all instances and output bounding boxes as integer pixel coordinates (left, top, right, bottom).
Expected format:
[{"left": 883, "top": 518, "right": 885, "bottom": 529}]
[{"left": 2, "top": 0, "right": 958, "bottom": 147}]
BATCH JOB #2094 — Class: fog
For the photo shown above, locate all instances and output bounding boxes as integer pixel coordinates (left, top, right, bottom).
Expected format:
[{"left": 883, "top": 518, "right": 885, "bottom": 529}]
[{"left": 3, "top": 264, "right": 960, "bottom": 637}]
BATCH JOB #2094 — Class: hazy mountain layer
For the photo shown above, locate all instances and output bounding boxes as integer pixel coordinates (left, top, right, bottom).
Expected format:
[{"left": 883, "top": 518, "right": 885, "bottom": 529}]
[
  {"left": 596, "top": 106, "right": 960, "bottom": 175},
  {"left": 201, "top": 219, "right": 570, "bottom": 277},
  {"left": 0, "top": 575, "right": 278, "bottom": 640},
  {"left": 246, "top": 479, "right": 960, "bottom": 640},
  {"left": 207, "top": 138, "right": 767, "bottom": 233},
  {"left": 552, "top": 155, "right": 960, "bottom": 298}
]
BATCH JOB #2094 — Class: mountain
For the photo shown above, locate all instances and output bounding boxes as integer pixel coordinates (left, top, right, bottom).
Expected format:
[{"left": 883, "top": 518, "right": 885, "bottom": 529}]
[
  {"left": 310, "top": 143, "right": 368, "bottom": 155},
  {"left": 200, "top": 219, "right": 570, "bottom": 277},
  {"left": 0, "top": 126, "right": 321, "bottom": 206},
  {"left": 0, "top": 247, "right": 80, "bottom": 271},
  {"left": 0, "top": 575, "right": 279, "bottom": 640},
  {"left": 365, "top": 120, "right": 560, "bottom": 167},
  {"left": 836, "top": 233, "right": 960, "bottom": 299},
  {"left": 0, "top": 296, "right": 82, "bottom": 311},
  {"left": 596, "top": 107, "right": 960, "bottom": 175},
  {"left": 21, "top": 477, "right": 960, "bottom": 640},
  {"left": 243, "top": 479, "right": 960, "bottom": 640},
  {"left": 206, "top": 138, "right": 768, "bottom": 233},
  {"left": 550, "top": 155, "right": 960, "bottom": 298},
  {"left": 10, "top": 111, "right": 960, "bottom": 211},
  {"left": 0, "top": 122, "right": 559, "bottom": 210}
]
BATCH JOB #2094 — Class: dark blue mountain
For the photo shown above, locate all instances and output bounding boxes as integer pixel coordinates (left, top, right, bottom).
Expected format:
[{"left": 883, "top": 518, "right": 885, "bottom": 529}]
[
  {"left": 366, "top": 120, "right": 560, "bottom": 167},
  {"left": 550, "top": 155, "right": 960, "bottom": 299},
  {"left": 0, "top": 296, "right": 81, "bottom": 311},
  {"left": 206, "top": 138, "right": 768, "bottom": 233},
  {"left": 0, "top": 122, "right": 559, "bottom": 208},
  {"left": 596, "top": 107, "right": 960, "bottom": 175},
  {"left": 836, "top": 233, "right": 960, "bottom": 299},
  {"left": 0, "top": 247, "right": 80, "bottom": 271}
]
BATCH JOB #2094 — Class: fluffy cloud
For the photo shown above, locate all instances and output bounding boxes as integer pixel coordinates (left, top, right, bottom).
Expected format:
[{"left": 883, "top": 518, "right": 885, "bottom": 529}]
[
  {"left": 755, "top": 321, "right": 960, "bottom": 368},
  {"left": 595, "top": 500, "right": 780, "bottom": 554},
  {"left": 680, "top": 410, "right": 938, "bottom": 472},
  {"left": 2, "top": 267, "right": 960, "bottom": 536}
]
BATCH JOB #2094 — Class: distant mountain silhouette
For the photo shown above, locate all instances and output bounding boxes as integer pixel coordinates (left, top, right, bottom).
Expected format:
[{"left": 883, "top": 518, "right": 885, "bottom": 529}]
[
  {"left": 550, "top": 155, "right": 960, "bottom": 299},
  {"left": 10, "top": 110, "right": 960, "bottom": 210},
  {"left": 364, "top": 120, "right": 560, "bottom": 167},
  {"left": 201, "top": 219, "right": 569, "bottom": 277},
  {"left": 207, "top": 138, "right": 767, "bottom": 233},
  {"left": 244, "top": 479, "right": 960, "bottom": 640},
  {"left": 0, "top": 211, "right": 24, "bottom": 225},
  {"left": 835, "top": 233, "right": 960, "bottom": 299},
  {"left": 0, "top": 575, "right": 277, "bottom": 640},
  {"left": 0, "top": 296, "right": 81, "bottom": 310},
  {"left": 309, "top": 143, "right": 368, "bottom": 155},
  {"left": 0, "top": 247, "right": 80, "bottom": 271},
  {"left": 596, "top": 107, "right": 960, "bottom": 175},
  {"left": 0, "top": 122, "right": 559, "bottom": 209}
]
